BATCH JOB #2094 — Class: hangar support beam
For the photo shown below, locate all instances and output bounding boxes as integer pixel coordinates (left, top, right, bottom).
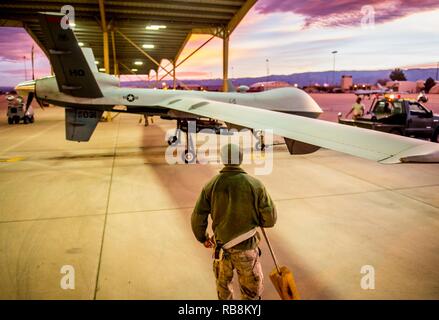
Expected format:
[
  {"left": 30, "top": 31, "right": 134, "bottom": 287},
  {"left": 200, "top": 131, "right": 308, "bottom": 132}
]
[
  {"left": 98, "top": 0, "right": 110, "bottom": 74},
  {"left": 222, "top": 28, "right": 230, "bottom": 92},
  {"left": 228, "top": 0, "right": 257, "bottom": 34},
  {"left": 116, "top": 28, "right": 175, "bottom": 79},
  {"left": 111, "top": 30, "right": 118, "bottom": 76},
  {"left": 119, "top": 62, "right": 136, "bottom": 75},
  {"left": 157, "top": 34, "right": 216, "bottom": 84},
  {"left": 172, "top": 60, "right": 176, "bottom": 89}
]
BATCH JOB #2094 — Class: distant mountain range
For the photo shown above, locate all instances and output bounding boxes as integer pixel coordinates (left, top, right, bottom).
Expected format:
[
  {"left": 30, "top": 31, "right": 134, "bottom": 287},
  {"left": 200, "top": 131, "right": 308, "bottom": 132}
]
[
  {"left": 0, "top": 86, "right": 14, "bottom": 92},
  {"left": 2, "top": 68, "right": 437, "bottom": 92},
  {"left": 122, "top": 68, "right": 439, "bottom": 88}
]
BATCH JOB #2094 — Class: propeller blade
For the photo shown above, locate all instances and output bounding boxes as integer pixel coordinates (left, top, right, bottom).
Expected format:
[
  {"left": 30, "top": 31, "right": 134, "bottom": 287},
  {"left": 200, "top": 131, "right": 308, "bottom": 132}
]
[
  {"left": 25, "top": 91, "right": 34, "bottom": 113},
  {"left": 15, "top": 80, "right": 40, "bottom": 111},
  {"left": 35, "top": 95, "right": 45, "bottom": 110}
]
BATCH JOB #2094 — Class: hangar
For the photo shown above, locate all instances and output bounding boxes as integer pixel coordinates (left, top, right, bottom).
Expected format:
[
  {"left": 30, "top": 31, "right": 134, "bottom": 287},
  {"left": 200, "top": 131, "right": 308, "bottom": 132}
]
[
  {"left": 0, "top": 0, "right": 439, "bottom": 301},
  {"left": 0, "top": 0, "right": 255, "bottom": 90}
]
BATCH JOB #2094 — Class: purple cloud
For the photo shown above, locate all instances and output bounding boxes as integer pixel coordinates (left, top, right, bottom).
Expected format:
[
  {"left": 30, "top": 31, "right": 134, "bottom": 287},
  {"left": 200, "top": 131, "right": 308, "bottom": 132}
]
[
  {"left": 0, "top": 28, "right": 45, "bottom": 61},
  {"left": 256, "top": 0, "right": 439, "bottom": 27}
]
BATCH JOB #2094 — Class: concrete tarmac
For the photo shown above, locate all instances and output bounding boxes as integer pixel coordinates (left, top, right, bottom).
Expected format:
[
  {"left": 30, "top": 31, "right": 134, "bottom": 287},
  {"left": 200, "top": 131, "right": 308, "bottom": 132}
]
[{"left": 0, "top": 96, "right": 438, "bottom": 299}]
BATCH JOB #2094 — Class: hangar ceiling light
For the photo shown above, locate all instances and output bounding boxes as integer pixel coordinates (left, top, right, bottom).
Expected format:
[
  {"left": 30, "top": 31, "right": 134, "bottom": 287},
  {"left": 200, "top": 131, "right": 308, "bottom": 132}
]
[
  {"left": 134, "top": 61, "right": 143, "bottom": 65},
  {"left": 145, "top": 25, "right": 166, "bottom": 30},
  {"left": 142, "top": 44, "right": 155, "bottom": 49}
]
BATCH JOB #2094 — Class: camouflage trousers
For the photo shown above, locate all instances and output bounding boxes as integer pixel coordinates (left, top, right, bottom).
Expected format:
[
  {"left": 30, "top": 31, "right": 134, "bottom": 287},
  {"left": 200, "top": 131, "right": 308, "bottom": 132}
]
[{"left": 213, "top": 247, "right": 263, "bottom": 300}]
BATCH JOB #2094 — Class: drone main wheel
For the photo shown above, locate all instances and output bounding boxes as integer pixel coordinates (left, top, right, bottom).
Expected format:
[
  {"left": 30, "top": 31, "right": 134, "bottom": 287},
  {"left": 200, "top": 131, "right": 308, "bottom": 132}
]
[
  {"left": 255, "top": 141, "right": 266, "bottom": 151},
  {"left": 183, "top": 150, "right": 196, "bottom": 164}
]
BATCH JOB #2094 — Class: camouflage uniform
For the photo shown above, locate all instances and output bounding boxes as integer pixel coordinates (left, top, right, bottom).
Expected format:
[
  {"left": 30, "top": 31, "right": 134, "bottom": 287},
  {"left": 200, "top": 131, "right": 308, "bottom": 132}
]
[
  {"left": 192, "top": 165, "right": 277, "bottom": 300},
  {"left": 213, "top": 248, "right": 263, "bottom": 300}
]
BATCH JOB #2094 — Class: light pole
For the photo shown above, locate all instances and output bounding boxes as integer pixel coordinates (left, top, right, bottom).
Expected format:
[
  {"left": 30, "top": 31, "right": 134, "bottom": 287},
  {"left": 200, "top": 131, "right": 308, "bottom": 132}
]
[
  {"left": 266, "top": 58, "right": 270, "bottom": 82},
  {"left": 23, "top": 55, "right": 28, "bottom": 81},
  {"left": 436, "top": 61, "right": 439, "bottom": 81},
  {"left": 31, "top": 45, "right": 35, "bottom": 80},
  {"left": 332, "top": 50, "right": 338, "bottom": 86}
]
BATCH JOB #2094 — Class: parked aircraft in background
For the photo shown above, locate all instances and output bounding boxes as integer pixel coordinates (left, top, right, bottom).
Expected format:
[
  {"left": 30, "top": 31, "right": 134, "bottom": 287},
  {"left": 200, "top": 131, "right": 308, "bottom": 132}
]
[{"left": 354, "top": 83, "right": 393, "bottom": 97}]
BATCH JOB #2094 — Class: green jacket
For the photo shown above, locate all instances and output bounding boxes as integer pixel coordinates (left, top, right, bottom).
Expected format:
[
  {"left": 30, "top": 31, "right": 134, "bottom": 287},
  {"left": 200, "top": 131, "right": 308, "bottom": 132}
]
[{"left": 191, "top": 165, "right": 277, "bottom": 250}]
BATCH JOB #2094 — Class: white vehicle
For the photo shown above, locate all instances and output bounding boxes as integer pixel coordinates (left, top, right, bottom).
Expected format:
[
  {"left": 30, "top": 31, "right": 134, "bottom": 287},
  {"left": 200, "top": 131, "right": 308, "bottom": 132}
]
[
  {"left": 6, "top": 95, "right": 34, "bottom": 124},
  {"left": 14, "top": 13, "right": 439, "bottom": 164}
]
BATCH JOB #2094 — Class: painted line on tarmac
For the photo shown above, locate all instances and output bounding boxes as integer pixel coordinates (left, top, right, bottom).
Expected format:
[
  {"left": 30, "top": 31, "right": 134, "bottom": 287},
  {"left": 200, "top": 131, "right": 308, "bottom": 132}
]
[
  {"left": 0, "top": 156, "right": 25, "bottom": 163},
  {"left": 0, "top": 121, "right": 61, "bottom": 156},
  {"left": 93, "top": 116, "right": 122, "bottom": 300},
  {"left": 0, "top": 126, "right": 19, "bottom": 135}
]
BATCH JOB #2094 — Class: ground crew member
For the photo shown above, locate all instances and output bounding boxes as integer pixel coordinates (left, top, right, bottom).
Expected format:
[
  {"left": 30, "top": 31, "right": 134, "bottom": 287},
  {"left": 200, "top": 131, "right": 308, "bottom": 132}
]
[
  {"left": 346, "top": 97, "right": 365, "bottom": 120},
  {"left": 191, "top": 143, "right": 277, "bottom": 300}
]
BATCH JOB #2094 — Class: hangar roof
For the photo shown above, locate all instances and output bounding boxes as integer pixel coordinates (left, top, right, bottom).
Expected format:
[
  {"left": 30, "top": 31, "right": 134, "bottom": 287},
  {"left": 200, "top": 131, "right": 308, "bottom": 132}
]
[{"left": 0, "top": 0, "right": 256, "bottom": 75}]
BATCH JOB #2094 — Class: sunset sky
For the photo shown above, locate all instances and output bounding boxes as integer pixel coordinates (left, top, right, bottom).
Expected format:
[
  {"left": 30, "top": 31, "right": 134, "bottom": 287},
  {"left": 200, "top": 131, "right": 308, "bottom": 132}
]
[{"left": 1, "top": 0, "right": 439, "bottom": 86}]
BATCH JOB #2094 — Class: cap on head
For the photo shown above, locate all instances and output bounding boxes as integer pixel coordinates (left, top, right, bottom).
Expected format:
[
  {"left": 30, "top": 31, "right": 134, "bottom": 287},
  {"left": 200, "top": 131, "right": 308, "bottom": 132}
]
[{"left": 220, "top": 143, "right": 243, "bottom": 166}]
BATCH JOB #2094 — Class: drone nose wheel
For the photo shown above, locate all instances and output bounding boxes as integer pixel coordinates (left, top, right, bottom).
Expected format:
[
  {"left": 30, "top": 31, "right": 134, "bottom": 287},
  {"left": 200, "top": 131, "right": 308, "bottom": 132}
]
[{"left": 167, "top": 135, "right": 178, "bottom": 145}]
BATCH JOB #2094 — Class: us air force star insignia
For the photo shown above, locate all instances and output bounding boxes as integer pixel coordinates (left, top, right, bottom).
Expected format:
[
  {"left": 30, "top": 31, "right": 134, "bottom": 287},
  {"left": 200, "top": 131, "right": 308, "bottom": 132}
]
[{"left": 126, "top": 94, "right": 135, "bottom": 102}]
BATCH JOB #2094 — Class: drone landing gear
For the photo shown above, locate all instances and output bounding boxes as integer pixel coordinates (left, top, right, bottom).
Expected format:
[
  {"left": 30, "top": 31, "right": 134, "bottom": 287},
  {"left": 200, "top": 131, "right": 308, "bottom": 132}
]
[
  {"left": 182, "top": 121, "right": 196, "bottom": 164},
  {"left": 168, "top": 120, "right": 182, "bottom": 146},
  {"left": 168, "top": 120, "right": 197, "bottom": 164},
  {"left": 254, "top": 130, "right": 266, "bottom": 151}
]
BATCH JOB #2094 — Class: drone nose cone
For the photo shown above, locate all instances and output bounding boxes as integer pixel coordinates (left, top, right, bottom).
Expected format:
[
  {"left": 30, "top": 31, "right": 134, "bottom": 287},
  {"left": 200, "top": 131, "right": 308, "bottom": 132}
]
[
  {"left": 278, "top": 87, "right": 323, "bottom": 114},
  {"left": 293, "top": 87, "right": 323, "bottom": 114},
  {"left": 15, "top": 80, "right": 36, "bottom": 95},
  {"left": 255, "top": 87, "right": 323, "bottom": 116}
]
